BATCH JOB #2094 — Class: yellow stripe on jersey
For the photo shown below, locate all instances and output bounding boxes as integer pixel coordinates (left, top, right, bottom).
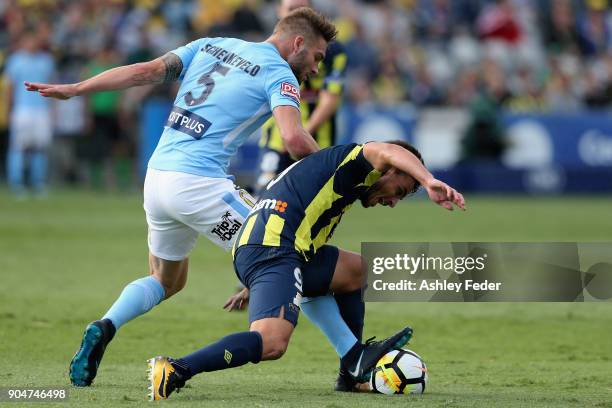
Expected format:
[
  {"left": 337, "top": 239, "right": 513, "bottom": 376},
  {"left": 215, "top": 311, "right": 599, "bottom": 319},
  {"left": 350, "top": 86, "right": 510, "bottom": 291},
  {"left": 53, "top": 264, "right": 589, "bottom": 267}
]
[
  {"left": 262, "top": 214, "right": 285, "bottom": 247},
  {"left": 310, "top": 76, "right": 324, "bottom": 90},
  {"left": 317, "top": 118, "right": 332, "bottom": 149},
  {"left": 359, "top": 169, "right": 383, "bottom": 188},
  {"left": 326, "top": 81, "right": 343, "bottom": 95},
  {"left": 294, "top": 145, "right": 363, "bottom": 258},
  {"left": 311, "top": 205, "right": 352, "bottom": 250},
  {"left": 332, "top": 53, "right": 347, "bottom": 74},
  {"left": 294, "top": 176, "right": 341, "bottom": 256},
  {"left": 338, "top": 145, "right": 363, "bottom": 167},
  {"left": 301, "top": 101, "right": 310, "bottom": 122},
  {"left": 259, "top": 118, "right": 285, "bottom": 151},
  {"left": 235, "top": 214, "right": 258, "bottom": 252},
  {"left": 258, "top": 119, "right": 269, "bottom": 147},
  {"left": 325, "top": 53, "right": 347, "bottom": 96}
]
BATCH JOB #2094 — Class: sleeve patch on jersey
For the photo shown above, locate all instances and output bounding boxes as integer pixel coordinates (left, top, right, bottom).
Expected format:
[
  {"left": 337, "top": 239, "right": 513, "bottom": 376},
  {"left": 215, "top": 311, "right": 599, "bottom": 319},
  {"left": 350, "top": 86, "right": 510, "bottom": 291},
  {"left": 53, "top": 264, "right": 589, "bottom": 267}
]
[{"left": 280, "top": 82, "right": 301, "bottom": 104}]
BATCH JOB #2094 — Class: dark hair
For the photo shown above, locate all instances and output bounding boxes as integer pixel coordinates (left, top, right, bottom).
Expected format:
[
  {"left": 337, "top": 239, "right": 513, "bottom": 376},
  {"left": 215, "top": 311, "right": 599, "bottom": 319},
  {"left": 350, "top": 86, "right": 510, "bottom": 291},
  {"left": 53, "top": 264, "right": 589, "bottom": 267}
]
[
  {"left": 274, "top": 7, "right": 337, "bottom": 43},
  {"left": 386, "top": 140, "right": 425, "bottom": 194}
]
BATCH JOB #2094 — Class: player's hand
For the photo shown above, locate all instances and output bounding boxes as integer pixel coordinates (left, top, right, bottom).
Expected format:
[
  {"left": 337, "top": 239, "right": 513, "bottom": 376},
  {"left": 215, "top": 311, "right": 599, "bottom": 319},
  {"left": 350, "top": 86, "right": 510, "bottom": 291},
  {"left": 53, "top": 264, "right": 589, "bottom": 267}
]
[
  {"left": 24, "top": 82, "right": 78, "bottom": 100},
  {"left": 424, "top": 178, "right": 466, "bottom": 211},
  {"left": 354, "top": 382, "right": 372, "bottom": 392},
  {"left": 223, "top": 288, "right": 249, "bottom": 311}
]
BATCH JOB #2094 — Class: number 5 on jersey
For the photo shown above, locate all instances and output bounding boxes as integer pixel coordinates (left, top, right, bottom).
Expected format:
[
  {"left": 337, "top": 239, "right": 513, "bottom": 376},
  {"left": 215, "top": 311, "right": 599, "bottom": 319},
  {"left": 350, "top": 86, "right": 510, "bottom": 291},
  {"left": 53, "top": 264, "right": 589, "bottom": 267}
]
[{"left": 185, "top": 62, "right": 230, "bottom": 106}]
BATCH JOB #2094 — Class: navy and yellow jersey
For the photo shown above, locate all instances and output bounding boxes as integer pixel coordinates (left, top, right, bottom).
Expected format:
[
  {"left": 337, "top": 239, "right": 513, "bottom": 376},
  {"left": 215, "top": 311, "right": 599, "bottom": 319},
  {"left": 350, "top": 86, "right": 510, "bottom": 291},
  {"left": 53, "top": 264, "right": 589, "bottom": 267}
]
[
  {"left": 259, "top": 41, "right": 347, "bottom": 152},
  {"left": 234, "top": 143, "right": 380, "bottom": 261}
]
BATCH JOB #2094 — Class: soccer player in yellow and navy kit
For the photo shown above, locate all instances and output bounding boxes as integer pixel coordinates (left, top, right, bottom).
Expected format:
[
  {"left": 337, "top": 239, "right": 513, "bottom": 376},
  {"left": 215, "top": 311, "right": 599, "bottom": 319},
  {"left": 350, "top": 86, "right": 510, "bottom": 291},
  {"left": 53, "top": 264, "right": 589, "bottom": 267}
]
[
  {"left": 255, "top": 0, "right": 347, "bottom": 193},
  {"left": 148, "top": 141, "right": 465, "bottom": 399}
]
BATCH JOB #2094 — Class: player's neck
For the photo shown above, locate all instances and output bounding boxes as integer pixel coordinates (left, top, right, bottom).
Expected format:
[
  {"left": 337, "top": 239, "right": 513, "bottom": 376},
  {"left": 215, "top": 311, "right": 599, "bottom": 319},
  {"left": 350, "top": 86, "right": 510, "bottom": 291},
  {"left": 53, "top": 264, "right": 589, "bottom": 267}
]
[{"left": 265, "top": 35, "right": 289, "bottom": 60}]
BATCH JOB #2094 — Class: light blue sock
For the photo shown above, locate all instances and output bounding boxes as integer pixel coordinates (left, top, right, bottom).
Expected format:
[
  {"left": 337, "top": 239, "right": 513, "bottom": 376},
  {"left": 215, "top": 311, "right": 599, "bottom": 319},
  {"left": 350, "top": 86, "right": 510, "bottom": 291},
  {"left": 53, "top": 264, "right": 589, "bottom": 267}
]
[
  {"left": 30, "top": 151, "right": 48, "bottom": 191},
  {"left": 300, "top": 295, "right": 358, "bottom": 357},
  {"left": 102, "top": 276, "right": 165, "bottom": 329},
  {"left": 7, "top": 149, "right": 24, "bottom": 191}
]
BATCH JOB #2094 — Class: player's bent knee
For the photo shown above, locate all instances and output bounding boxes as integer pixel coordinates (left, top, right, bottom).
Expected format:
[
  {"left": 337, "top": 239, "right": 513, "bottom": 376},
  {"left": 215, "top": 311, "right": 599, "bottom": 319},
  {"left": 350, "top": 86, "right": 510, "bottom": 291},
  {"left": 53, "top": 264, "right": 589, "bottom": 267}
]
[
  {"left": 257, "top": 329, "right": 290, "bottom": 360},
  {"left": 266, "top": 346, "right": 287, "bottom": 360},
  {"left": 250, "top": 317, "right": 293, "bottom": 361},
  {"left": 148, "top": 254, "right": 189, "bottom": 299},
  {"left": 261, "top": 337, "right": 289, "bottom": 360}
]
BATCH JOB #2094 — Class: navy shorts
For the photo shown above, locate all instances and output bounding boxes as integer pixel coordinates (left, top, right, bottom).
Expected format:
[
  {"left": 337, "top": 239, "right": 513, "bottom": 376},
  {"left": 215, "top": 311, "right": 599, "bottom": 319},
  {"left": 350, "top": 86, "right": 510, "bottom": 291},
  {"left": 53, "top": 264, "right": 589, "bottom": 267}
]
[{"left": 233, "top": 245, "right": 339, "bottom": 327}]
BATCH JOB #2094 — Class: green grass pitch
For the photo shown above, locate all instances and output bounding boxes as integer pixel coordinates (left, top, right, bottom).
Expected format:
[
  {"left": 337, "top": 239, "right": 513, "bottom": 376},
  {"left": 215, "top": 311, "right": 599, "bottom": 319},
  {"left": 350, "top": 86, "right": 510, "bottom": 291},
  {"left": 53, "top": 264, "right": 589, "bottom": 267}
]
[{"left": 1, "top": 191, "right": 611, "bottom": 407}]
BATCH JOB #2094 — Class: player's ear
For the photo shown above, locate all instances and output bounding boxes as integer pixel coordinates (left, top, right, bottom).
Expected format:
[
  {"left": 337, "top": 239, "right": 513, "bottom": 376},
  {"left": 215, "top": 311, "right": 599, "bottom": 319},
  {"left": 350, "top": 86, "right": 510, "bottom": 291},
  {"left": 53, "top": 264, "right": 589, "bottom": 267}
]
[{"left": 292, "top": 35, "right": 305, "bottom": 53}]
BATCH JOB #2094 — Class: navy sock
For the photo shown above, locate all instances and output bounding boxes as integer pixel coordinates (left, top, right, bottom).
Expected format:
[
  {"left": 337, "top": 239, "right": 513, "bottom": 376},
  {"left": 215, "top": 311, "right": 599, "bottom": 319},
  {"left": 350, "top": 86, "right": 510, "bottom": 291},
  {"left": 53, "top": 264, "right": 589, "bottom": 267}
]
[
  {"left": 335, "top": 289, "right": 365, "bottom": 371},
  {"left": 335, "top": 289, "right": 364, "bottom": 341},
  {"left": 339, "top": 341, "right": 364, "bottom": 369},
  {"left": 177, "top": 331, "right": 262, "bottom": 376}
]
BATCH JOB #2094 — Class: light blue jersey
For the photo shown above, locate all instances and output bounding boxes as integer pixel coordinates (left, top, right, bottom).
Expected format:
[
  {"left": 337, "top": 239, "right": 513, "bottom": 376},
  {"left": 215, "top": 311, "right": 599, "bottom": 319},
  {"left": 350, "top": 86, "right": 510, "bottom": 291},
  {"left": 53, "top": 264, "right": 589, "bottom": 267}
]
[
  {"left": 148, "top": 37, "right": 301, "bottom": 178},
  {"left": 5, "top": 51, "right": 55, "bottom": 110}
]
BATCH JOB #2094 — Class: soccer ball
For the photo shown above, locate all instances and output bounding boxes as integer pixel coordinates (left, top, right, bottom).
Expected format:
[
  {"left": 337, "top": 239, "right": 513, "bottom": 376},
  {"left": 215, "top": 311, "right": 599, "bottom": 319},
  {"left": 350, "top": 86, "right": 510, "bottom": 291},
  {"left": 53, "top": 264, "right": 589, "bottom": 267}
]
[{"left": 370, "top": 349, "right": 428, "bottom": 395}]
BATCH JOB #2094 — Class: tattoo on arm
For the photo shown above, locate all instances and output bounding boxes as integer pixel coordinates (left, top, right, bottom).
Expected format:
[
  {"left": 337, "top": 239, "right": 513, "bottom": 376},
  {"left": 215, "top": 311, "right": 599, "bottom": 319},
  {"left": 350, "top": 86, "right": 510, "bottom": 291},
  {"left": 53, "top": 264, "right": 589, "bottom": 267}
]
[
  {"left": 161, "top": 52, "right": 183, "bottom": 83},
  {"left": 130, "top": 52, "right": 182, "bottom": 86}
]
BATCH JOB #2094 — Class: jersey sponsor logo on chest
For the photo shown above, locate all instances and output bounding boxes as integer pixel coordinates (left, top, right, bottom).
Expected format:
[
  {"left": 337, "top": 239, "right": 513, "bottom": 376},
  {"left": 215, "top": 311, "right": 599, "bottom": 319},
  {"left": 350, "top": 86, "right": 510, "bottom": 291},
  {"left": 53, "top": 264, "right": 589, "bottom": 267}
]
[
  {"left": 280, "top": 82, "right": 300, "bottom": 104},
  {"left": 166, "top": 106, "right": 212, "bottom": 140},
  {"left": 251, "top": 198, "right": 288, "bottom": 214}
]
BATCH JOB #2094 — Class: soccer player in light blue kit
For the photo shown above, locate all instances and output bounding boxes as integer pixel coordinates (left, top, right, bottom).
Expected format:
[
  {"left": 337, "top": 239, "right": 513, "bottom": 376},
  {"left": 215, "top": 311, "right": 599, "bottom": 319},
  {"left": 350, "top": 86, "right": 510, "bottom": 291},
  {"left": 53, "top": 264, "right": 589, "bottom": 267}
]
[
  {"left": 27, "top": 8, "right": 381, "bottom": 389},
  {"left": 6, "top": 31, "right": 55, "bottom": 197}
]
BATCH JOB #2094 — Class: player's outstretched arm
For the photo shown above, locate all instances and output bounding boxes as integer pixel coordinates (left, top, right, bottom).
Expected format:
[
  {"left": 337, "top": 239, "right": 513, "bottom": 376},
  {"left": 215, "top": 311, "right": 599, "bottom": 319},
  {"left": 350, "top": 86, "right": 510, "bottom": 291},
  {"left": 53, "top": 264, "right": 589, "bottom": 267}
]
[
  {"left": 272, "top": 105, "right": 320, "bottom": 160},
  {"left": 24, "top": 52, "right": 183, "bottom": 100},
  {"left": 363, "top": 142, "right": 466, "bottom": 211}
]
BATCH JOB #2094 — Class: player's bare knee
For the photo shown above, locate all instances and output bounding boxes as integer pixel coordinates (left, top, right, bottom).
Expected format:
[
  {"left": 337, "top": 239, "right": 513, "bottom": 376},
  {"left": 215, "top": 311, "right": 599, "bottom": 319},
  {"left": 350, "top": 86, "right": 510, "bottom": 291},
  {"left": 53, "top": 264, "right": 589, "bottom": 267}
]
[
  {"left": 148, "top": 255, "right": 188, "bottom": 299},
  {"left": 251, "top": 319, "right": 292, "bottom": 361},
  {"left": 262, "top": 337, "right": 289, "bottom": 360},
  {"left": 268, "top": 345, "right": 287, "bottom": 360}
]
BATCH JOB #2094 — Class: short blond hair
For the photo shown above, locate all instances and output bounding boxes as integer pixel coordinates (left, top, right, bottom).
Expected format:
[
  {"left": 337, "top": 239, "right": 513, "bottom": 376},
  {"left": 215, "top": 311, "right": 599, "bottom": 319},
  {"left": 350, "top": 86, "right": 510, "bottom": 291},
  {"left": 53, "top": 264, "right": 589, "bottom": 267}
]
[{"left": 274, "top": 7, "right": 337, "bottom": 44}]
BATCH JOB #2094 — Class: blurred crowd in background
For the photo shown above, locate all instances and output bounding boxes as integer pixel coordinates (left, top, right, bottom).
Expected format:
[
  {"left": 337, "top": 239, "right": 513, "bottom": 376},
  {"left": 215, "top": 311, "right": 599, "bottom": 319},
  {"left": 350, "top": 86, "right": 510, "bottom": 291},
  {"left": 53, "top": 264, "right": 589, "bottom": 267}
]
[{"left": 2, "top": 0, "right": 612, "bottom": 191}]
